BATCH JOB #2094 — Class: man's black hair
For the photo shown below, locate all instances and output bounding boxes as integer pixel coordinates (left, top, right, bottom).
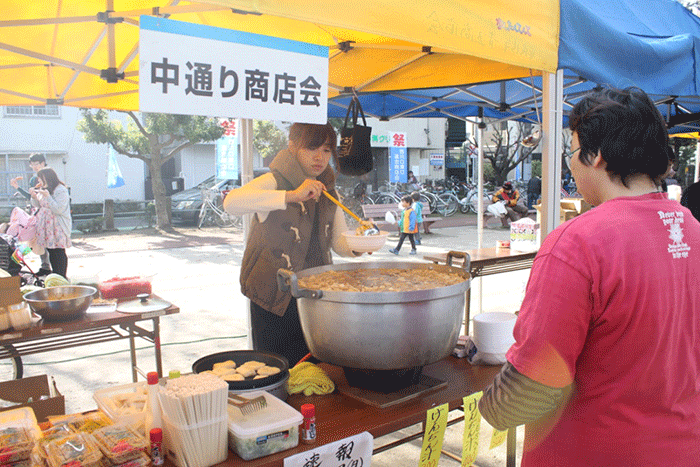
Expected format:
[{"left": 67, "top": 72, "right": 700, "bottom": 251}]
[
  {"left": 28, "top": 153, "right": 46, "bottom": 164},
  {"left": 569, "top": 87, "right": 671, "bottom": 187}
]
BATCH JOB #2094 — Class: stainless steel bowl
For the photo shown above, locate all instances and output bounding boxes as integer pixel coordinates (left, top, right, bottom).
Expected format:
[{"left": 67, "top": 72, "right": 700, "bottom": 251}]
[
  {"left": 23, "top": 285, "right": 98, "bottom": 322},
  {"left": 277, "top": 252, "right": 471, "bottom": 371}
]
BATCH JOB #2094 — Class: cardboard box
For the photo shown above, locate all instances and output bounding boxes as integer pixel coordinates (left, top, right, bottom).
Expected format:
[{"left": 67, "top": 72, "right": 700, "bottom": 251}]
[
  {"left": 0, "top": 276, "right": 23, "bottom": 307},
  {"left": 535, "top": 203, "right": 584, "bottom": 224},
  {"left": 0, "top": 375, "right": 65, "bottom": 423},
  {"left": 560, "top": 198, "right": 592, "bottom": 215}
]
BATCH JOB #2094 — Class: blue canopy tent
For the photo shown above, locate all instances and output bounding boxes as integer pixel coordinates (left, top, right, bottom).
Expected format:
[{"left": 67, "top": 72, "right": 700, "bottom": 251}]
[{"left": 328, "top": 0, "right": 700, "bottom": 238}]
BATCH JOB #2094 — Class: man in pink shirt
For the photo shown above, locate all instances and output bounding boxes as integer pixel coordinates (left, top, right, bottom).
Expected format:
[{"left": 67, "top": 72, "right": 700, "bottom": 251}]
[{"left": 479, "top": 87, "right": 700, "bottom": 466}]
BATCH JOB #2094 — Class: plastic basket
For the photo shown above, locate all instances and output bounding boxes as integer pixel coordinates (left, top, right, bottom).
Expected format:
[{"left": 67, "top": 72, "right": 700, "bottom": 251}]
[{"left": 93, "top": 382, "right": 147, "bottom": 431}]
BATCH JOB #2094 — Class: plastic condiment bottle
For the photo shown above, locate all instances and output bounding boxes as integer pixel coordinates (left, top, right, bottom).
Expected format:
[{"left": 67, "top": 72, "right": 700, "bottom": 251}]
[
  {"left": 145, "top": 371, "right": 162, "bottom": 437},
  {"left": 300, "top": 404, "right": 316, "bottom": 444},
  {"left": 150, "top": 428, "right": 165, "bottom": 466}
]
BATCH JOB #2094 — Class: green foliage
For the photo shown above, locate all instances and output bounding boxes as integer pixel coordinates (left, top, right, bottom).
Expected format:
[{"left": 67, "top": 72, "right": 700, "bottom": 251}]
[
  {"left": 253, "top": 121, "right": 288, "bottom": 159},
  {"left": 77, "top": 109, "right": 224, "bottom": 158},
  {"left": 531, "top": 160, "right": 542, "bottom": 178},
  {"left": 76, "top": 216, "right": 104, "bottom": 234},
  {"left": 143, "top": 202, "right": 156, "bottom": 228}
]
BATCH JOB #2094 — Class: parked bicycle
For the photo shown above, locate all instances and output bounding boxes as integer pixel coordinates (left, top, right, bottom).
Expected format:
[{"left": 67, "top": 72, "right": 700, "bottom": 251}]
[
  {"left": 0, "top": 345, "right": 22, "bottom": 380},
  {"left": 198, "top": 187, "right": 242, "bottom": 229}
]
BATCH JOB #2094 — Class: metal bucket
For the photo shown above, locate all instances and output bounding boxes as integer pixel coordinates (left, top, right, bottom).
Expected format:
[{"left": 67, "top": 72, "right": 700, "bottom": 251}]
[{"left": 277, "top": 252, "right": 470, "bottom": 372}]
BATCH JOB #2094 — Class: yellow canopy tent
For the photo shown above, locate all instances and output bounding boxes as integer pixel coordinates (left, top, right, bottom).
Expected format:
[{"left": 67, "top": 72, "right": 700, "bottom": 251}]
[{"left": 0, "top": 0, "right": 559, "bottom": 110}]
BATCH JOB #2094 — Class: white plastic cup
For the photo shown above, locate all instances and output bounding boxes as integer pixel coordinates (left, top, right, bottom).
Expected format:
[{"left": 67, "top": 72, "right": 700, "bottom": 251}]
[{"left": 472, "top": 312, "right": 517, "bottom": 354}]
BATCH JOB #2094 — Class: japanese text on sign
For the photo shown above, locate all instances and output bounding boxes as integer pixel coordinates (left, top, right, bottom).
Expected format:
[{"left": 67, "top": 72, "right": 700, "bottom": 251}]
[
  {"left": 140, "top": 16, "right": 328, "bottom": 123},
  {"left": 419, "top": 403, "right": 449, "bottom": 467},
  {"left": 283, "top": 432, "right": 373, "bottom": 467},
  {"left": 430, "top": 153, "right": 444, "bottom": 166},
  {"left": 216, "top": 118, "right": 239, "bottom": 179},
  {"left": 461, "top": 391, "right": 483, "bottom": 466},
  {"left": 389, "top": 132, "right": 408, "bottom": 184}
]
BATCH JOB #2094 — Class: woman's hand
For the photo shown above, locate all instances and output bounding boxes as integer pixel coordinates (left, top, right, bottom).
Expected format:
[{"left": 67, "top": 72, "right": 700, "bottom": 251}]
[
  {"left": 10, "top": 176, "right": 22, "bottom": 189},
  {"left": 32, "top": 187, "right": 48, "bottom": 201},
  {"left": 286, "top": 179, "right": 326, "bottom": 203}
]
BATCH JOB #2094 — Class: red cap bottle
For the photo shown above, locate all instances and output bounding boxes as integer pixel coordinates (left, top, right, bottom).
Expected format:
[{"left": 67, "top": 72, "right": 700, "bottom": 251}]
[
  {"left": 300, "top": 404, "right": 316, "bottom": 444},
  {"left": 150, "top": 428, "right": 164, "bottom": 466}
]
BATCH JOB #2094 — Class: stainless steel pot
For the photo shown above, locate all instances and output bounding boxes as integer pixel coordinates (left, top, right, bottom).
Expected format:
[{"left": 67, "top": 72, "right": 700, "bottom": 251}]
[{"left": 277, "top": 252, "right": 470, "bottom": 371}]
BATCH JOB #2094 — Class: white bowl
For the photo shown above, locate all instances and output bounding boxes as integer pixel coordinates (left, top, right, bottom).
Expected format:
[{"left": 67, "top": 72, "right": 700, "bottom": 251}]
[{"left": 342, "top": 230, "right": 390, "bottom": 253}]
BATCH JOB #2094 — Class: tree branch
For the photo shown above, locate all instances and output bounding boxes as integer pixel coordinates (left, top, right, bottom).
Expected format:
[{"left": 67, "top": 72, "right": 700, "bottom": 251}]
[
  {"left": 110, "top": 143, "right": 143, "bottom": 161},
  {"left": 164, "top": 141, "right": 195, "bottom": 161},
  {"left": 126, "top": 111, "right": 150, "bottom": 137}
]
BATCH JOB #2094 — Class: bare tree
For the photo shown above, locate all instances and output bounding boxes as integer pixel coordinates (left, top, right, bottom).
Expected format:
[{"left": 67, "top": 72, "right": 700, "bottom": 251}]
[{"left": 478, "top": 122, "right": 538, "bottom": 185}]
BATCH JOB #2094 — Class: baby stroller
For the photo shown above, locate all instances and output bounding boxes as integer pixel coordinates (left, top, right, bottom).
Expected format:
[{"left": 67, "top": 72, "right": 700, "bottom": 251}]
[{"left": 0, "top": 233, "right": 43, "bottom": 287}]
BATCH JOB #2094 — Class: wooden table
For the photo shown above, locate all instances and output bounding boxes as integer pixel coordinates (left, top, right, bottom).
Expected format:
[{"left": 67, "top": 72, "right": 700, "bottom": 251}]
[
  {"left": 216, "top": 357, "right": 508, "bottom": 467},
  {"left": 424, "top": 248, "right": 537, "bottom": 333},
  {"left": 0, "top": 297, "right": 179, "bottom": 381}
]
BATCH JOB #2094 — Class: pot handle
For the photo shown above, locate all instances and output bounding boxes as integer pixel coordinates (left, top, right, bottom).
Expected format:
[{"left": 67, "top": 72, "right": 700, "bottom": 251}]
[
  {"left": 446, "top": 251, "right": 471, "bottom": 271},
  {"left": 276, "top": 269, "right": 324, "bottom": 299}
]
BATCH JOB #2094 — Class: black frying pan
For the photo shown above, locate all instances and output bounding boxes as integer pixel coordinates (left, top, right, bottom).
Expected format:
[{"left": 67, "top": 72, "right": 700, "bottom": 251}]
[{"left": 191, "top": 350, "right": 289, "bottom": 390}]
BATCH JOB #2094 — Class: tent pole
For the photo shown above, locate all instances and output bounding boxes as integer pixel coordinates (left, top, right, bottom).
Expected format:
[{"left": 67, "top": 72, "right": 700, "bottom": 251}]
[
  {"left": 477, "top": 112, "right": 485, "bottom": 316},
  {"left": 240, "top": 118, "right": 254, "bottom": 350},
  {"left": 695, "top": 140, "right": 700, "bottom": 183},
  {"left": 540, "top": 70, "right": 564, "bottom": 241}
]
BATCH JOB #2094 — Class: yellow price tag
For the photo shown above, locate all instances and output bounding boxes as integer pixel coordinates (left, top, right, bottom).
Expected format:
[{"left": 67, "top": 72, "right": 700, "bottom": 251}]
[
  {"left": 489, "top": 428, "right": 508, "bottom": 450},
  {"left": 461, "top": 391, "right": 483, "bottom": 466},
  {"left": 419, "top": 403, "right": 449, "bottom": 467}
]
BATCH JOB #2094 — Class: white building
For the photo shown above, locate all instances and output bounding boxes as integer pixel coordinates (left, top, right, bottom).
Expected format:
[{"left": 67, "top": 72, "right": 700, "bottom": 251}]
[{"left": 1, "top": 105, "right": 447, "bottom": 213}]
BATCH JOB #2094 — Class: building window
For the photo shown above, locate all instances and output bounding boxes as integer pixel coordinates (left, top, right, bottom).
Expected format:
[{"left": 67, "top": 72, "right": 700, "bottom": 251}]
[{"left": 4, "top": 105, "right": 60, "bottom": 117}]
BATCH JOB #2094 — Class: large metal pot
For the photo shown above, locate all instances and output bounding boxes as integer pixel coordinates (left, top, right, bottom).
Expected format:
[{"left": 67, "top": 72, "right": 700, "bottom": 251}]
[{"left": 277, "top": 252, "right": 470, "bottom": 371}]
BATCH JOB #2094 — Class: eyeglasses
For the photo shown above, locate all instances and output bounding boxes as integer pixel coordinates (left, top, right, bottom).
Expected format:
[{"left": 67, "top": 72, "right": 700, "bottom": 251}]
[{"left": 565, "top": 147, "right": 581, "bottom": 164}]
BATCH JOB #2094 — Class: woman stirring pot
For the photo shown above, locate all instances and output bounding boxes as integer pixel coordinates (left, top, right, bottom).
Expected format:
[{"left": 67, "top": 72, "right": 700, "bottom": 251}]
[{"left": 224, "top": 122, "right": 361, "bottom": 366}]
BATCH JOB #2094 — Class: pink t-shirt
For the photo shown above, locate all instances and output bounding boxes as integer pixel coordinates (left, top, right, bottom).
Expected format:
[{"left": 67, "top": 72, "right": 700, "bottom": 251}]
[{"left": 507, "top": 192, "right": 700, "bottom": 466}]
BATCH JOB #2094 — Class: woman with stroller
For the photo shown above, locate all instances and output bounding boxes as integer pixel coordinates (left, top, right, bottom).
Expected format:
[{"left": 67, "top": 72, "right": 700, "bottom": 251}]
[{"left": 30, "top": 168, "right": 71, "bottom": 277}]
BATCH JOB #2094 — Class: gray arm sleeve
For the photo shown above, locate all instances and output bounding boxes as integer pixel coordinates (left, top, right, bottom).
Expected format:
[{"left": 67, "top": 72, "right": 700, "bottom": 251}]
[
  {"left": 478, "top": 362, "right": 566, "bottom": 431},
  {"left": 16, "top": 187, "right": 30, "bottom": 199}
]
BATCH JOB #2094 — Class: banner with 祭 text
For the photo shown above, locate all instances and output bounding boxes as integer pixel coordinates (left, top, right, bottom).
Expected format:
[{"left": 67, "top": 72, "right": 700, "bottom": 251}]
[
  {"left": 389, "top": 132, "right": 408, "bottom": 184},
  {"left": 216, "top": 119, "right": 239, "bottom": 180},
  {"left": 139, "top": 16, "right": 328, "bottom": 123}
]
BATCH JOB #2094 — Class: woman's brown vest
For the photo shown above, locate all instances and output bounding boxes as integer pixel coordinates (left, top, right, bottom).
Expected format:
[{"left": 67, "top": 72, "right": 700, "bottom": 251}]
[{"left": 239, "top": 150, "right": 337, "bottom": 316}]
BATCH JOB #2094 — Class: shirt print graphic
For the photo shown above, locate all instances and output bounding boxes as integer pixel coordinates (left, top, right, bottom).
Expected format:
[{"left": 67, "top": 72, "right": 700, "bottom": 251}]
[{"left": 658, "top": 210, "right": 691, "bottom": 259}]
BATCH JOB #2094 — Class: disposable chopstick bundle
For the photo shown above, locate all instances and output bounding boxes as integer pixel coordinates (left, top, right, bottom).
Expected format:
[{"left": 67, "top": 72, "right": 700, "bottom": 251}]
[{"left": 158, "top": 373, "right": 228, "bottom": 467}]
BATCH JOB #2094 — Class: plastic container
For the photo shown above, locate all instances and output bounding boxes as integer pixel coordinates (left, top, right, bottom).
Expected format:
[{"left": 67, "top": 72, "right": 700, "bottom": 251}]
[
  {"left": 98, "top": 276, "right": 152, "bottom": 300},
  {"left": 93, "top": 382, "right": 148, "bottom": 430},
  {"left": 7, "top": 302, "right": 32, "bottom": 330},
  {"left": 65, "top": 412, "right": 113, "bottom": 434},
  {"left": 92, "top": 424, "right": 148, "bottom": 464},
  {"left": 227, "top": 390, "right": 302, "bottom": 461},
  {"left": 0, "top": 426, "right": 34, "bottom": 464},
  {"left": 37, "top": 424, "right": 74, "bottom": 459},
  {"left": 45, "top": 432, "right": 102, "bottom": 467},
  {"left": 112, "top": 452, "right": 151, "bottom": 467}
]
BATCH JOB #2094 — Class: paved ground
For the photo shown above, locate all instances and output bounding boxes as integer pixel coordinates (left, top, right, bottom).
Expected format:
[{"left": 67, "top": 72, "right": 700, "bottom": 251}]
[{"left": 12, "top": 213, "right": 527, "bottom": 466}]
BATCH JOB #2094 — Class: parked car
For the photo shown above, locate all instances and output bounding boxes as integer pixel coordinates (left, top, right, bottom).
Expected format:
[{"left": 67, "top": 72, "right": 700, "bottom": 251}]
[{"left": 171, "top": 168, "right": 269, "bottom": 224}]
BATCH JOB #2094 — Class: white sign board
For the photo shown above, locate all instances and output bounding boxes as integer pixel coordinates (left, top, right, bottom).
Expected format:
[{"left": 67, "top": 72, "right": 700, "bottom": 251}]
[
  {"left": 284, "top": 432, "right": 373, "bottom": 467},
  {"left": 139, "top": 16, "right": 329, "bottom": 123},
  {"left": 430, "top": 153, "right": 444, "bottom": 166}
]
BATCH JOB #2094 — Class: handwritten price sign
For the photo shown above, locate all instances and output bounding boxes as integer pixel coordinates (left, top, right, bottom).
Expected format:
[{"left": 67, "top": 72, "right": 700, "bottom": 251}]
[
  {"left": 461, "top": 391, "right": 483, "bottom": 466},
  {"left": 489, "top": 428, "right": 508, "bottom": 450},
  {"left": 419, "top": 403, "right": 449, "bottom": 467}
]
